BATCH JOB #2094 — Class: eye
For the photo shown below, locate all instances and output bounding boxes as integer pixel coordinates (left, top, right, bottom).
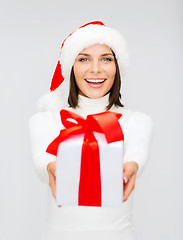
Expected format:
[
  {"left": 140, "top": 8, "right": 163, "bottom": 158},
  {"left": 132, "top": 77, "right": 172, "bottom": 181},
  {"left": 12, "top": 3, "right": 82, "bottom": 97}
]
[
  {"left": 102, "top": 57, "right": 113, "bottom": 62},
  {"left": 79, "top": 58, "right": 89, "bottom": 62}
]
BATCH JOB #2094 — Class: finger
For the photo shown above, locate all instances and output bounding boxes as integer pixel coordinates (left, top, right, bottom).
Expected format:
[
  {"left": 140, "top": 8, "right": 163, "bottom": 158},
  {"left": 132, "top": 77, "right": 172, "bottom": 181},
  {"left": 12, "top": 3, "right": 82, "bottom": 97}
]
[
  {"left": 123, "top": 162, "right": 138, "bottom": 187},
  {"left": 123, "top": 171, "right": 132, "bottom": 188},
  {"left": 123, "top": 163, "right": 134, "bottom": 180},
  {"left": 49, "top": 163, "right": 56, "bottom": 176},
  {"left": 123, "top": 174, "right": 136, "bottom": 202},
  {"left": 123, "top": 176, "right": 128, "bottom": 185},
  {"left": 49, "top": 172, "right": 56, "bottom": 199}
]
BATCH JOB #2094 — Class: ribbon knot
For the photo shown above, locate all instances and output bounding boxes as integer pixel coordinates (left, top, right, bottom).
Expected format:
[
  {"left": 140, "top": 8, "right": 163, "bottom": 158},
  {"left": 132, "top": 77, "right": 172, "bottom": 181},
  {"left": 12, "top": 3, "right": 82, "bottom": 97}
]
[
  {"left": 84, "top": 119, "right": 90, "bottom": 131},
  {"left": 46, "top": 109, "right": 124, "bottom": 207}
]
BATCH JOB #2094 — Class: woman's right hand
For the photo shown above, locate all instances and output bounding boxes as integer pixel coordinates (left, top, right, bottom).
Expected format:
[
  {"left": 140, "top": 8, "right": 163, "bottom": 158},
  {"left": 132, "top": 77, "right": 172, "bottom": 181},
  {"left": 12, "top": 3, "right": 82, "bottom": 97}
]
[{"left": 47, "top": 161, "right": 56, "bottom": 199}]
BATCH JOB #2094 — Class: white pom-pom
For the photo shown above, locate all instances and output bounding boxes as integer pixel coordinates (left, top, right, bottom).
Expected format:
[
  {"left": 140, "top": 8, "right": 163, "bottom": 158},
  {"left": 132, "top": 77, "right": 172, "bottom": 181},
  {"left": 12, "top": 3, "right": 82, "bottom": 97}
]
[{"left": 37, "top": 91, "right": 66, "bottom": 112}]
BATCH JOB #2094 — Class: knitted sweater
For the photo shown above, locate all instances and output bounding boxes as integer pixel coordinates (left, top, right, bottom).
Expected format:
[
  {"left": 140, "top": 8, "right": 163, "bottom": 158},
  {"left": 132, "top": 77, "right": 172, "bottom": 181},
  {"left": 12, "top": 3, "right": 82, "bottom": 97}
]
[{"left": 29, "top": 93, "right": 153, "bottom": 240}]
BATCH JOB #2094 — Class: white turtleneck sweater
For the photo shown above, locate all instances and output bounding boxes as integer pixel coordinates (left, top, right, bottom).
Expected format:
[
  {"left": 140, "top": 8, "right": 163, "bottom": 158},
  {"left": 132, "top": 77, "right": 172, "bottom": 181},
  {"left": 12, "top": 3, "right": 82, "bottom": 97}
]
[{"left": 29, "top": 93, "right": 153, "bottom": 240}]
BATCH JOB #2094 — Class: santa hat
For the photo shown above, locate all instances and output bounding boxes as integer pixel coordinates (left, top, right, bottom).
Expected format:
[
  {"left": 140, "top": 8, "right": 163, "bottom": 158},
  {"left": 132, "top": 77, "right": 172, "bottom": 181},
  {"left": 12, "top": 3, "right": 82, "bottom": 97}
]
[{"left": 38, "top": 21, "right": 129, "bottom": 111}]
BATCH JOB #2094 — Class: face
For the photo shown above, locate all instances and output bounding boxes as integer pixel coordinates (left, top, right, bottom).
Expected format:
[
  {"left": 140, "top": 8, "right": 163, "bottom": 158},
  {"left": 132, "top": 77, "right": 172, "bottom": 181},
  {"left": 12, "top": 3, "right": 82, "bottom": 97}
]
[{"left": 73, "top": 44, "right": 116, "bottom": 99}]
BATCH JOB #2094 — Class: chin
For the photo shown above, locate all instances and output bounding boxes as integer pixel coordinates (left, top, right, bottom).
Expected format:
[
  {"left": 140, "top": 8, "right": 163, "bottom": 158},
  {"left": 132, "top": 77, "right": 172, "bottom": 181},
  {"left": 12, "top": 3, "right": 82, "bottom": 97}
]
[
  {"left": 86, "top": 93, "right": 105, "bottom": 99},
  {"left": 79, "top": 88, "right": 107, "bottom": 99}
]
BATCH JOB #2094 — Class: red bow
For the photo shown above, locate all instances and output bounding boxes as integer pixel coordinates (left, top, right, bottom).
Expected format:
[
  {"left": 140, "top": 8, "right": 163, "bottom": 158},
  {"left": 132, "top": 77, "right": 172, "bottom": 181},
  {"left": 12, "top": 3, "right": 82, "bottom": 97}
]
[{"left": 46, "top": 109, "right": 124, "bottom": 207}]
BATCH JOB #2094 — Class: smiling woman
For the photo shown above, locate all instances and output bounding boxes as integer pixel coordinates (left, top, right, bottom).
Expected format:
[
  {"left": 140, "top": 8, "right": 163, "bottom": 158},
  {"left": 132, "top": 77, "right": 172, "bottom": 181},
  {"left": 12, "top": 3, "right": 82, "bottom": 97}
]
[{"left": 29, "top": 21, "right": 154, "bottom": 240}]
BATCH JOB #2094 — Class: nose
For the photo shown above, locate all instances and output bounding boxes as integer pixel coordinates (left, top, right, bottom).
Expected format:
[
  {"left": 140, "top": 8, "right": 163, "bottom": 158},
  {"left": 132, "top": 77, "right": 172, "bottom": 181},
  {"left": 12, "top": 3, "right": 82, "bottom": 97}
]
[{"left": 90, "top": 60, "right": 101, "bottom": 73}]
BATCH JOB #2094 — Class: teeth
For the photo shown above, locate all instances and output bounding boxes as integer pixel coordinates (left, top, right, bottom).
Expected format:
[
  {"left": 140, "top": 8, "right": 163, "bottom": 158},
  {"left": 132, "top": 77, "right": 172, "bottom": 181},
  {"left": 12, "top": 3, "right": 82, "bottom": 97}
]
[{"left": 85, "top": 79, "right": 105, "bottom": 83}]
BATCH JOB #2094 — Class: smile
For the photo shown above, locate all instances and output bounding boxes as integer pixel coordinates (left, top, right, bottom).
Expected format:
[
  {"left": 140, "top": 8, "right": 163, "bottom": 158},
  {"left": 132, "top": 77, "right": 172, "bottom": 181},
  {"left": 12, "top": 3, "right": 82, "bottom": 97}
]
[
  {"left": 85, "top": 78, "right": 106, "bottom": 83},
  {"left": 84, "top": 78, "right": 106, "bottom": 89}
]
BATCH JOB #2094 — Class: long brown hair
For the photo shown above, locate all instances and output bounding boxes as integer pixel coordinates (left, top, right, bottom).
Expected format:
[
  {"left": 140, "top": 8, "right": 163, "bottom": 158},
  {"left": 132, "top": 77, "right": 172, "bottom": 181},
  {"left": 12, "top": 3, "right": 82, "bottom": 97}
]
[{"left": 68, "top": 51, "right": 124, "bottom": 110}]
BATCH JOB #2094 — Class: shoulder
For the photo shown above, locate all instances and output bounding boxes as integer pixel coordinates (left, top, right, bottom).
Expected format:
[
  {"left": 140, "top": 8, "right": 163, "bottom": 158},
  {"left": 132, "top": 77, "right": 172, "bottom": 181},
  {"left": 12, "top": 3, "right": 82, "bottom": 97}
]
[
  {"left": 111, "top": 106, "right": 154, "bottom": 130},
  {"left": 125, "top": 109, "right": 154, "bottom": 137},
  {"left": 29, "top": 111, "right": 60, "bottom": 127},
  {"left": 130, "top": 111, "right": 154, "bottom": 130},
  {"left": 110, "top": 106, "right": 132, "bottom": 118}
]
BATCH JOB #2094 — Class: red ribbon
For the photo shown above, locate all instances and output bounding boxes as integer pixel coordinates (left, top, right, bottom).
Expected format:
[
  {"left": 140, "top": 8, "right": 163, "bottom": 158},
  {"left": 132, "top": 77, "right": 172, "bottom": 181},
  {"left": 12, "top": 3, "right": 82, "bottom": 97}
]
[{"left": 46, "top": 109, "right": 124, "bottom": 207}]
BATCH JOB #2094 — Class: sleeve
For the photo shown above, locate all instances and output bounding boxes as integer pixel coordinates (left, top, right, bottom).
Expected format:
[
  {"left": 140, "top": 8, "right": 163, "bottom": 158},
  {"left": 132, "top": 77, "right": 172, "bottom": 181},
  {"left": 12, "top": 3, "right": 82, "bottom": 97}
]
[
  {"left": 123, "top": 111, "right": 154, "bottom": 178},
  {"left": 29, "top": 112, "right": 57, "bottom": 183}
]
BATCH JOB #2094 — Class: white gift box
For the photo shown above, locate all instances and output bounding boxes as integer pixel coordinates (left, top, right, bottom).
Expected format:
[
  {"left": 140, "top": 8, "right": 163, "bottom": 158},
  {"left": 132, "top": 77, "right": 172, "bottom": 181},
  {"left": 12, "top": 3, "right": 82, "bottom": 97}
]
[{"left": 56, "top": 131, "right": 123, "bottom": 207}]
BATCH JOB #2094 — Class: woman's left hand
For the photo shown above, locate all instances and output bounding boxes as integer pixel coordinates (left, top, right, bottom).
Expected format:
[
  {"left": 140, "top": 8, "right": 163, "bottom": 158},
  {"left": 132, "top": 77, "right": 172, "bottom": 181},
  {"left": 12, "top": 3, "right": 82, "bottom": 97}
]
[{"left": 123, "top": 161, "right": 139, "bottom": 202}]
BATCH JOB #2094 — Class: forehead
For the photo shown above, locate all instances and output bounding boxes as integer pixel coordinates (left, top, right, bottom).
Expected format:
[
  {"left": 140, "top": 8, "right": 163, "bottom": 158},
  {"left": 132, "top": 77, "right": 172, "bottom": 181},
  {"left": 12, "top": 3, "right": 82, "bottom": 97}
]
[{"left": 79, "top": 44, "right": 113, "bottom": 55}]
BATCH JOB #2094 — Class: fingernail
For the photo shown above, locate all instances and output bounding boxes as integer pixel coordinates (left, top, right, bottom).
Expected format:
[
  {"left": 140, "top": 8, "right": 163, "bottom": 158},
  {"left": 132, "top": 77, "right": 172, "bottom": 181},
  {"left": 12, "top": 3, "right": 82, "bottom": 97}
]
[{"left": 123, "top": 177, "right": 128, "bottom": 184}]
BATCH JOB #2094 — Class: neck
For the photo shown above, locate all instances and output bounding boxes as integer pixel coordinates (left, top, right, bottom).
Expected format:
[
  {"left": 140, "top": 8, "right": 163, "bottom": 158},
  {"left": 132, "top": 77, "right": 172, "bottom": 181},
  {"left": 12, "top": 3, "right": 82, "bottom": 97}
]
[{"left": 72, "top": 93, "right": 110, "bottom": 116}]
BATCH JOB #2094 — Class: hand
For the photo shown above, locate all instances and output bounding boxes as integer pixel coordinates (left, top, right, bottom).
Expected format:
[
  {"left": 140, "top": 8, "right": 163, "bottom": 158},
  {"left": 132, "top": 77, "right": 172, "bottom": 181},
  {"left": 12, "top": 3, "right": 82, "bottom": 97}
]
[
  {"left": 123, "top": 161, "right": 139, "bottom": 202},
  {"left": 47, "top": 161, "right": 56, "bottom": 200}
]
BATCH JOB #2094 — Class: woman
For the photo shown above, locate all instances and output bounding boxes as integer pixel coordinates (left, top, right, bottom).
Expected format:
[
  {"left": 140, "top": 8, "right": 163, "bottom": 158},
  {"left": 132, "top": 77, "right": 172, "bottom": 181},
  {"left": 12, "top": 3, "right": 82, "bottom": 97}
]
[{"left": 29, "top": 21, "right": 153, "bottom": 240}]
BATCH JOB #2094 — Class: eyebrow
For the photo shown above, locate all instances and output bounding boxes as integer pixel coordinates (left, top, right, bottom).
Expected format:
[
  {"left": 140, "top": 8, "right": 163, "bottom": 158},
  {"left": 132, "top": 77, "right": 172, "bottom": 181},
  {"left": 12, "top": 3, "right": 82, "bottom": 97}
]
[{"left": 78, "top": 53, "right": 114, "bottom": 56}]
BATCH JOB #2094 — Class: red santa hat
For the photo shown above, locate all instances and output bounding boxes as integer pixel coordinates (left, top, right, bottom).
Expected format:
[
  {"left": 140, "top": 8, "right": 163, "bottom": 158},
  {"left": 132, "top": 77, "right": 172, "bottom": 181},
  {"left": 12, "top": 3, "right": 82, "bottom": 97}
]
[{"left": 38, "top": 21, "right": 129, "bottom": 111}]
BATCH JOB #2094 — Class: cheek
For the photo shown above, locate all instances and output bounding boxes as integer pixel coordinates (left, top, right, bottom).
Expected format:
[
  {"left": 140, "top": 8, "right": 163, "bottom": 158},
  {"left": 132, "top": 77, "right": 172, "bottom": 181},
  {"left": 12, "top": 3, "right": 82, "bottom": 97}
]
[
  {"left": 104, "top": 63, "right": 116, "bottom": 78},
  {"left": 73, "top": 64, "right": 87, "bottom": 91},
  {"left": 73, "top": 63, "right": 87, "bottom": 79},
  {"left": 73, "top": 64, "right": 81, "bottom": 80}
]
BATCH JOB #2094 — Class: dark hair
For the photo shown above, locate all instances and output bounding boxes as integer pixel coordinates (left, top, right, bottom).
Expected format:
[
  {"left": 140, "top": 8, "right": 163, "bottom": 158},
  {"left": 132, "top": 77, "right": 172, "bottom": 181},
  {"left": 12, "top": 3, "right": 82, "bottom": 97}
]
[{"left": 68, "top": 51, "right": 124, "bottom": 110}]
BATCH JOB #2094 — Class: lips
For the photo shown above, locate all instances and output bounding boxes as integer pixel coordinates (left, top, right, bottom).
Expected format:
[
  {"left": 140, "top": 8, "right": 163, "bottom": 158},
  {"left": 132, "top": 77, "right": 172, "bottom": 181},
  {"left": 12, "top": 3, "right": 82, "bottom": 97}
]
[
  {"left": 85, "top": 78, "right": 106, "bottom": 83},
  {"left": 85, "top": 78, "right": 106, "bottom": 88}
]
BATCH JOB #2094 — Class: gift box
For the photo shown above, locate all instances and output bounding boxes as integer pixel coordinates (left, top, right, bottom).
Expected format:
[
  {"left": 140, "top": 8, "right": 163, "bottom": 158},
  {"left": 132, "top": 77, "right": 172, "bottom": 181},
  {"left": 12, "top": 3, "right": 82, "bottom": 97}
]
[{"left": 46, "top": 110, "right": 124, "bottom": 208}]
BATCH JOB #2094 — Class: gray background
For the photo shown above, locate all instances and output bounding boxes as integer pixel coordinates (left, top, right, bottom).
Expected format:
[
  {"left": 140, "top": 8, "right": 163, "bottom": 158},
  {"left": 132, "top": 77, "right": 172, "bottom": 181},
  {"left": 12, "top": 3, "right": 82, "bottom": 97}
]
[{"left": 0, "top": 0, "right": 182, "bottom": 239}]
